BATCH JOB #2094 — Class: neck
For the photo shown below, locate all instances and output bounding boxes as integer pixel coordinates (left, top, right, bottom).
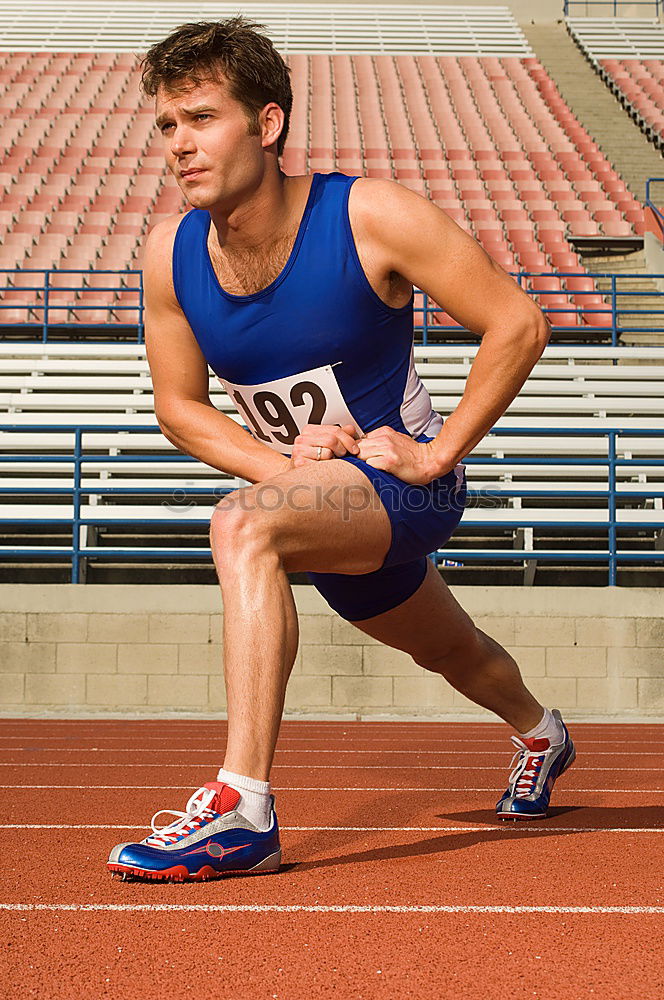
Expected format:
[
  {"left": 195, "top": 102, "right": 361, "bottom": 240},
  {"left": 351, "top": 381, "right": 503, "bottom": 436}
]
[{"left": 208, "top": 167, "right": 292, "bottom": 255}]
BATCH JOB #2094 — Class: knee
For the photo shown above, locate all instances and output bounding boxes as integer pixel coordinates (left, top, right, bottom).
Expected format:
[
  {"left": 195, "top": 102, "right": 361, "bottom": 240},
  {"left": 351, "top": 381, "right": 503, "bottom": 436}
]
[{"left": 209, "top": 495, "right": 274, "bottom": 567}]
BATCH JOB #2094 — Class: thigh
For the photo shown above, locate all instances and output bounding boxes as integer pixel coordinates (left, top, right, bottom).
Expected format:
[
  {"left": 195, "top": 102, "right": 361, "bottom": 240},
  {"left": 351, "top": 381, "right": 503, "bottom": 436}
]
[
  {"left": 308, "top": 556, "right": 429, "bottom": 623},
  {"left": 346, "top": 557, "right": 477, "bottom": 665},
  {"left": 215, "top": 456, "right": 392, "bottom": 575},
  {"left": 338, "top": 455, "right": 467, "bottom": 567}
]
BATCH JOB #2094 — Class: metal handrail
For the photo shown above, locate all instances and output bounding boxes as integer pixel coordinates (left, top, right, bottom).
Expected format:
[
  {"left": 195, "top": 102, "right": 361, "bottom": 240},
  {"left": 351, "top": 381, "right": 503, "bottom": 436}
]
[
  {"left": 417, "top": 271, "right": 664, "bottom": 349},
  {"left": 563, "top": 0, "right": 662, "bottom": 13},
  {"left": 0, "top": 268, "right": 144, "bottom": 343},
  {"left": 0, "top": 423, "right": 662, "bottom": 585},
  {"left": 646, "top": 177, "right": 664, "bottom": 230},
  {"left": 3, "top": 268, "right": 664, "bottom": 349}
]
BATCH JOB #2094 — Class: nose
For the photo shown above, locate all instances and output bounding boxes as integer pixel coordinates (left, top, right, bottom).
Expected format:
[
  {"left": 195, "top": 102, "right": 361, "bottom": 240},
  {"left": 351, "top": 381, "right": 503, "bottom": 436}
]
[{"left": 169, "top": 123, "right": 196, "bottom": 157}]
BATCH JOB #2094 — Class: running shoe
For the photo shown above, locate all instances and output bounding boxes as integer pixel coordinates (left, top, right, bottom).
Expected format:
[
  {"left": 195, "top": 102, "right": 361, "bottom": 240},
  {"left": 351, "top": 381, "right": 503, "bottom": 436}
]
[
  {"left": 496, "top": 709, "right": 576, "bottom": 821},
  {"left": 107, "top": 781, "right": 281, "bottom": 881}
]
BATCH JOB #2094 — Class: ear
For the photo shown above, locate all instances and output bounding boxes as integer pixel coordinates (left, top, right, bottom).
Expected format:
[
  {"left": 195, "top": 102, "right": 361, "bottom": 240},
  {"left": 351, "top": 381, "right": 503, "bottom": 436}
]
[{"left": 260, "top": 102, "right": 285, "bottom": 150}]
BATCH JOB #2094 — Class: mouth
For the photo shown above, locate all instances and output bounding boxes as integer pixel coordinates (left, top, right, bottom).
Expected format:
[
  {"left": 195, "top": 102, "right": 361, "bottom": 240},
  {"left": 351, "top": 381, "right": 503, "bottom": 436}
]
[{"left": 180, "top": 169, "right": 206, "bottom": 180}]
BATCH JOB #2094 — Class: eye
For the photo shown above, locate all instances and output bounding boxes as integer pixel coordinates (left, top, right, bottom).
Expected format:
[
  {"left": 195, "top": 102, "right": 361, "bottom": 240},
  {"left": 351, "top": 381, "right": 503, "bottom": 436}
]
[{"left": 195, "top": 114, "right": 210, "bottom": 122}]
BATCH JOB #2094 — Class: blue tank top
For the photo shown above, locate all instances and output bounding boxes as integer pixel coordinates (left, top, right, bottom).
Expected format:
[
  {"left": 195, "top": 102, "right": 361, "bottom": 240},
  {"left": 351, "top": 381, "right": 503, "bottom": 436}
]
[{"left": 172, "top": 171, "right": 442, "bottom": 456}]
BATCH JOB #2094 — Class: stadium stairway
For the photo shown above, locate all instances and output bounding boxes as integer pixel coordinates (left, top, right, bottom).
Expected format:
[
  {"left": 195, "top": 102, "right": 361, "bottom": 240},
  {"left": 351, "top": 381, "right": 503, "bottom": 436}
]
[
  {"left": 584, "top": 249, "right": 664, "bottom": 345},
  {"left": 522, "top": 23, "right": 664, "bottom": 205}
]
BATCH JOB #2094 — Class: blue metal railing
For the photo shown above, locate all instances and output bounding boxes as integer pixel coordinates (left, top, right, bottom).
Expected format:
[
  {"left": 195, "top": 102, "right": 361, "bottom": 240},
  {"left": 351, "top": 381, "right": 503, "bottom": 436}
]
[
  {"left": 431, "top": 428, "right": 664, "bottom": 585},
  {"left": 415, "top": 272, "right": 664, "bottom": 348},
  {"left": 0, "top": 269, "right": 144, "bottom": 343},
  {"left": 564, "top": 0, "right": 662, "bottom": 13},
  {"left": 0, "top": 423, "right": 662, "bottom": 585},
  {"left": 646, "top": 177, "right": 664, "bottom": 230},
  {"left": 2, "top": 268, "right": 662, "bottom": 348}
]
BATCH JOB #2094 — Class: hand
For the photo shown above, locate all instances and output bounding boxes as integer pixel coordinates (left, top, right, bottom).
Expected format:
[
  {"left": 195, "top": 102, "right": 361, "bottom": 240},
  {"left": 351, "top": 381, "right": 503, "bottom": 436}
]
[
  {"left": 355, "top": 426, "right": 442, "bottom": 485},
  {"left": 288, "top": 423, "right": 361, "bottom": 470}
]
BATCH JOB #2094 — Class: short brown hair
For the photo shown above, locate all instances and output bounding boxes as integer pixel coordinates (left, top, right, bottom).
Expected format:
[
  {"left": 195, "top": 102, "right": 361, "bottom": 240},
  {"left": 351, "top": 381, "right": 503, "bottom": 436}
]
[{"left": 140, "top": 17, "right": 292, "bottom": 156}]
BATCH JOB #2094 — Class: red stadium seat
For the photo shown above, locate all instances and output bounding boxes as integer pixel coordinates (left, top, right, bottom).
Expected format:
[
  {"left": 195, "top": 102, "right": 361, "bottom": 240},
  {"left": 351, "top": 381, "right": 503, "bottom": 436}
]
[
  {"left": 582, "top": 304, "right": 614, "bottom": 328},
  {"left": 530, "top": 275, "right": 562, "bottom": 293},
  {"left": 517, "top": 249, "right": 548, "bottom": 270},
  {"left": 545, "top": 296, "right": 580, "bottom": 327},
  {"left": 549, "top": 250, "right": 580, "bottom": 269},
  {"left": 0, "top": 48, "right": 647, "bottom": 330},
  {"left": 565, "top": 273, "right": 596, "bottom": 295}
]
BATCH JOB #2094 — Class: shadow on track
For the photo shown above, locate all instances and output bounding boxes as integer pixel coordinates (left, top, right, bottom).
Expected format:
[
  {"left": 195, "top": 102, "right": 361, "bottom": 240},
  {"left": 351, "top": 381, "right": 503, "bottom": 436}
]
[
  {"left": 442, "top": 804, "right": 664, "bottom": 827},
  {"left": 290, "top": 804, "right": 663, "bottom": 872}
]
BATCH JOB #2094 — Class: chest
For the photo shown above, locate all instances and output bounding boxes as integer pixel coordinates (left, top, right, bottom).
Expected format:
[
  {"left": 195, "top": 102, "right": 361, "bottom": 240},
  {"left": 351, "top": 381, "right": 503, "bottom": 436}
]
[
  {"left": 207, "top": 230, "right": 298, "bottom": 297},
  {"left": 206, "top": 225, "right": 410, "bottom": 307}
]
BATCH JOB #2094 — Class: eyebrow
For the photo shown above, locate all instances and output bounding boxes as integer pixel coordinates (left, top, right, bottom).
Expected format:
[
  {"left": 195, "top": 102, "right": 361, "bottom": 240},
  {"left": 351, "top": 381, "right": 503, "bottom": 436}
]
[{"left": 155, "top": 105, "right": 217, "bottom": 128}]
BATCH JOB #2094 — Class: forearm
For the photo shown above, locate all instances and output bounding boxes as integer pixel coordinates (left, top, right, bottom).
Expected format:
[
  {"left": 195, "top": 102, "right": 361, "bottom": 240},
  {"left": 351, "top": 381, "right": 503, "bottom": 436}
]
[
  {"left": 158, "top": 399, "right": 290, "bottom": 484},
  {"left": 429, "top": 318, "right": 550, "bottom": 475}
]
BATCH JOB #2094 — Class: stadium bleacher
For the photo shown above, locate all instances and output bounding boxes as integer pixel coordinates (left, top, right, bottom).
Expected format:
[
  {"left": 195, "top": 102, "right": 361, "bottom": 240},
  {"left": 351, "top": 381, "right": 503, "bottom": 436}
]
[
  {"left": 567, "top": 17, "right": 664, "bottom": 149},
  {"left": 0, "top": 3, "right": 663, "bottom": 585},
  {"left": 0, "top": 45, "right": 644, "bottom": 331},
  {"left": 0, "top": 340, "right": 662, "bottom": 586},
  {"left": 0, "top": 3, "right": 651, "bottom": 331}
]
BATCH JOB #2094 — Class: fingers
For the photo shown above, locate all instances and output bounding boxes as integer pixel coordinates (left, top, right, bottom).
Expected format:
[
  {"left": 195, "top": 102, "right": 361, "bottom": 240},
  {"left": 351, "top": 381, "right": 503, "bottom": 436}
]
[
  {"left": 334, "top": 429, "right": 360, "bottom": 456},
  {"left": 356, "top": 437, "right": 382, "bottom": 459},
  {"left": 290, "top": 448, "right": 330, "bottom": 469},
  {"left": 365, "top": 425, "right": 395, "bottom": 441},
  {"left": 290, "top": 444, "right": 334, "bottom": 468},
  {"left": 341, "top": 423, "right": 362, "bottom": 440},
  {"left": 296, "top": 424, "right": 360, "bottom": 457}
]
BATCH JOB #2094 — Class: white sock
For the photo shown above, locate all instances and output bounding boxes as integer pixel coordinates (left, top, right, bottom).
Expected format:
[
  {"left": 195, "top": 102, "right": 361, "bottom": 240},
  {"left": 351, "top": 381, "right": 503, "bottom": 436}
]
[
  {"left": 519, "top": 707, "right": 564, "bottom": 746},
  {"left": 216, "top": 767, "right": 273, "bottom": 832}
]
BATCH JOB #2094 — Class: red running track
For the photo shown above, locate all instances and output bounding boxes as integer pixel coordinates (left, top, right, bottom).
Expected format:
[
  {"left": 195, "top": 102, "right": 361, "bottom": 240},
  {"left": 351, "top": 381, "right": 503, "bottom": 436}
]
[{"left": 1, "top": 718, "right": 663, "bottom": 999}]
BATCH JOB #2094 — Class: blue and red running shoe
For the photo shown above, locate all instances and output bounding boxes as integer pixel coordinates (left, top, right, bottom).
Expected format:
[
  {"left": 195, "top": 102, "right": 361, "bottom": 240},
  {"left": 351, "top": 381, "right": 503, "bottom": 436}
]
[
  {"left": 496, "top": 709, "right": 576, "bottom": 820},
  {"left": 107, "top": 781, "right": 281, "bottom": 881}
]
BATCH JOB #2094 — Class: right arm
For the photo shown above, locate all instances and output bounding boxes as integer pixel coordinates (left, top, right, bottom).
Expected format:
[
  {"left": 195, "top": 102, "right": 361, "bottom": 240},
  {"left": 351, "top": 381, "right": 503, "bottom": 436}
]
[{"left": 143, "top": 217, "right": 290, "bottom": 485}]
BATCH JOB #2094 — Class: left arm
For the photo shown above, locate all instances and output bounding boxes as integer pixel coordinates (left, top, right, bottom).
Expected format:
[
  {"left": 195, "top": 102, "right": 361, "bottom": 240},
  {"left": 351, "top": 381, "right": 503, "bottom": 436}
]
[{"left": 350, "top": 178, "right": 551, "bottom": 483}]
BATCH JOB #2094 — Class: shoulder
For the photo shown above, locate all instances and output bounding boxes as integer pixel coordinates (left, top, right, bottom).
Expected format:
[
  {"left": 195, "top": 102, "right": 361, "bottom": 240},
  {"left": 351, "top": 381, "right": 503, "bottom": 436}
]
[
  {"left": 143, "top": 212, "right": 201, "bottom": 289},
  {"left": 348, "top": 176, "right": 435, "bottom": 240},
  {"left": 143, "top": 212, "right": 197, "bottom": 307},
  {"left": 349, "top": 176, "right": 425, "bottom": 211},
  {"left": 144, "top": 212, "right": 195, "bottom": 263},
  {"left": 347, "top": 176, "right": 449, "bottom": 273}
]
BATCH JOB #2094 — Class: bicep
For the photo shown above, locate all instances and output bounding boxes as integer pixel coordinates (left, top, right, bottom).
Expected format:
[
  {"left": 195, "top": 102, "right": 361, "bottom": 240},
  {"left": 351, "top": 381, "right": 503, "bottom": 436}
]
[
  {"left": 358, "top": 179, "right": 543, "bottom": 336},
  {"left": 142, "top": 221, "right": 212, "bottom": 422}
]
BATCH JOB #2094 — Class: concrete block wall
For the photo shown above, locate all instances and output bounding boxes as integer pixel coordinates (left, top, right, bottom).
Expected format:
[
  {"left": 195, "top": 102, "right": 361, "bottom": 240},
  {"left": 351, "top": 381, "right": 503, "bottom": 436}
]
[{"left": 0, "top": 585, "right": 663, "bottom": 718}]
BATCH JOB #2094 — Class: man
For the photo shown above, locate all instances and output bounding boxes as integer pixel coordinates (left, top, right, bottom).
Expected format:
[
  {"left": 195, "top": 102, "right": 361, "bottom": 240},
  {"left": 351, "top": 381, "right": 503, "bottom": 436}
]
[{"left": 108, "top": 17, "right": 575, "bottom": 882}]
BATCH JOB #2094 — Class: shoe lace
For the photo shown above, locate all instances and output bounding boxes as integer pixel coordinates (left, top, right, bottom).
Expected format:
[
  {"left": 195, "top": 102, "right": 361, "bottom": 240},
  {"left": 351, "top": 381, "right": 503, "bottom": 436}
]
[
  {"left": 146, "top": 785, "right": 217, "bottom": 846},
  {"left": 507, "top": 735, "right": 554, "bottom": 799}
]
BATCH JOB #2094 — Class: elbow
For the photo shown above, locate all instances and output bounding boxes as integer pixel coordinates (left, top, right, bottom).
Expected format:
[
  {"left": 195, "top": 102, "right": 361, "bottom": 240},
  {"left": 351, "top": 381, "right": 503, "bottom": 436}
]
[
  {"left": 526, "top": 302, "right": 551, "bottom": 355},
  {"left": 155, "top": 407, "right": 178, "bottom": 442}
]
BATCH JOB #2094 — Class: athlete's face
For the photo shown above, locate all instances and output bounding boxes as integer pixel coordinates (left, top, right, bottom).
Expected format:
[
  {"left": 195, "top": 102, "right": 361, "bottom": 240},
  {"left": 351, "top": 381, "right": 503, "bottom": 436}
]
[{"left": 155, "top": 76, "right": 270, "bottom": 209}]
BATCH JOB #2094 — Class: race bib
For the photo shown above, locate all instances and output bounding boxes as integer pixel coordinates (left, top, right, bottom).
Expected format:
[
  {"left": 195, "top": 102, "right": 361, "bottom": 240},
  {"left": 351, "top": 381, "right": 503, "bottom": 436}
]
[{"left": 218, "top": 363, "right": 364, "bottom": 456}]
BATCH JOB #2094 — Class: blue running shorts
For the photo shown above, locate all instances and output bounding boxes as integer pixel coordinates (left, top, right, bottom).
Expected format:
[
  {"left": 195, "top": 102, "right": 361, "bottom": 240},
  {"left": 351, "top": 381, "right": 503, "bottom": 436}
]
[{"left": 306, "top": 457, "right": 467, "bottom": 621}]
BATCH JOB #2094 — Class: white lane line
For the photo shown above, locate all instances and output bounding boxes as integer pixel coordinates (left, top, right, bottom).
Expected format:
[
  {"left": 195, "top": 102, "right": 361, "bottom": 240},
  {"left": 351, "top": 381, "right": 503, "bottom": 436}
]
[
  {"left": 1, "top": 764, "right": 659, "bottom": 771},
  {"left": 0, "top": 784, "right": 659, "bottom": 793},
  {"left": 2, "top": 748, "right": 663, "bottom": 756},
  {"left": 1, "top": 739, "right": 661, "bottom": 748},
  {"left": 1, "top": 730, "right": 656, "bottom": 735},
  {"left": 0, "top": 737, "right": 658, "bottom": 745},
  {"left": 1, "top": 903, "right": 663, "bottom": 914},
  {"left": 1, "top": 731, "right": 658, "bottom": 740},
  {"left": 0, "top": 824, "right": 662, "bottom": 833},
  {"left": 1, "top": 733, "right": 662, "bottom": 740},
  {"left": 0, "top": 730, "right": 514, "bottom": 737},
  {"left": 3, "top": 715, "right": 664, "bottom": 732}
]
